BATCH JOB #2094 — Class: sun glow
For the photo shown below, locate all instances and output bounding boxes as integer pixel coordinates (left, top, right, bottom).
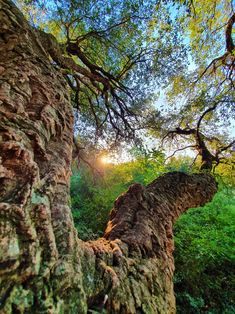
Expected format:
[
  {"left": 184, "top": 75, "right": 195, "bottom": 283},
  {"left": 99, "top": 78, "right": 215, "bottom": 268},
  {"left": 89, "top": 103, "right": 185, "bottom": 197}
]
[
  {"left": 100, "top": 156, "right": 112, "bottom": 164},
  {"left": 99, "top": 150, "right": 131, "bottom": 165}
]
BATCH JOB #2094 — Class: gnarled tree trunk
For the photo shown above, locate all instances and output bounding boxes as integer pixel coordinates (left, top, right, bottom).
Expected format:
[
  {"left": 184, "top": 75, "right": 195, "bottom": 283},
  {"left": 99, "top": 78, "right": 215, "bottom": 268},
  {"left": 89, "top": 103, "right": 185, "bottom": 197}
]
[{"left": 0, "top": 1, "right": 217, "bottom": 313}]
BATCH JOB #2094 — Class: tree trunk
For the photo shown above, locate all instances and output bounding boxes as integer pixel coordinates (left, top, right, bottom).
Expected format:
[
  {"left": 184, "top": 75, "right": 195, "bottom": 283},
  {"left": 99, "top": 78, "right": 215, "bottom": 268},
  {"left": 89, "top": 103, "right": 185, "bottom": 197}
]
[{"left": 0, "top": 1, "right": 217, "bottom": 313}]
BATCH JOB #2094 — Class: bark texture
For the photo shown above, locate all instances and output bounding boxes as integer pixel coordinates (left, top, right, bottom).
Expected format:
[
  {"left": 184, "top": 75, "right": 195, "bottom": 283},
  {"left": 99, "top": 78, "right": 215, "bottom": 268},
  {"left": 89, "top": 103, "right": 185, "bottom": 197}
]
[{"left": 0, "top": 1, "right": 217, "bottom": 313}]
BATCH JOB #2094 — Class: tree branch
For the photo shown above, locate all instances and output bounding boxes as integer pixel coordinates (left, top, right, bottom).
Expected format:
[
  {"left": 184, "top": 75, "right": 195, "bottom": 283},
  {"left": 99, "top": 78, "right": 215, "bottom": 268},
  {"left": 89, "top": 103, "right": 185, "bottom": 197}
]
[{"left": 226, "top": 13, "right": 235, "bottom": 52}]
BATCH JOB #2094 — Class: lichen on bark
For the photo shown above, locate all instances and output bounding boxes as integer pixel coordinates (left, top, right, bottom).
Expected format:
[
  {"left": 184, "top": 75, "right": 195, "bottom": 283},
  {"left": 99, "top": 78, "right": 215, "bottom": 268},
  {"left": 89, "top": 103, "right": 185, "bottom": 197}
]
[{"left": 0, "top": 0, "right": 217, "bottom": 313}]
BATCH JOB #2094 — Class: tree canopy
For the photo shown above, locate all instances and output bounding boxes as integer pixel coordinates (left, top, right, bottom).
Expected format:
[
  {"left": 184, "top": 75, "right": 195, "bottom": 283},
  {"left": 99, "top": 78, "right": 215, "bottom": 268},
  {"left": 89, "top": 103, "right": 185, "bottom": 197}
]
[{"left": 16, "top": 0, "right": 235, "bottom": 168}]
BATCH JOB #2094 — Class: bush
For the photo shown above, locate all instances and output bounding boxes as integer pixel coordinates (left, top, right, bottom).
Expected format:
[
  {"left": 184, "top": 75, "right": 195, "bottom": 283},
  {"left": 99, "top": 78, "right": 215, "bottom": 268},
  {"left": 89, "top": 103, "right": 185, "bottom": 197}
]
[{"left": 174, "top": 187, "right": 235, "bottom": 313}]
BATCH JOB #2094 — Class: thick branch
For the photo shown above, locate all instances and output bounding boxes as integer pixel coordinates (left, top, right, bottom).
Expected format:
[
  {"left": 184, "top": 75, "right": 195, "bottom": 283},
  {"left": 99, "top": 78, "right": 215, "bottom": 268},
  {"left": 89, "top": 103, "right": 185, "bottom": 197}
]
[
  {"left": 164, "top": 99, "right": 232, "bottom": 171},
  {"left": 195, "top": 13, "right": 235, "bottom": 85},
  {"left": 226, "top": 13, "right": 235, "bottom": 53},
  {"left": 84, "top": 172, "right": 217, "bottom": 312},
  {"left": 104, "top": 172, "right": 217, "bottom": 249}
]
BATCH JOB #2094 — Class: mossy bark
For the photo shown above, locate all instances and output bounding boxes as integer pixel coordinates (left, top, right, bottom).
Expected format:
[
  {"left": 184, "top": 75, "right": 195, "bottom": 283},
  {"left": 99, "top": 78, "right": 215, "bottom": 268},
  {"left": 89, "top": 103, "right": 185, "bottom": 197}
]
[{"left": 0, "top": 1, "right": 217, "bottom": 313}]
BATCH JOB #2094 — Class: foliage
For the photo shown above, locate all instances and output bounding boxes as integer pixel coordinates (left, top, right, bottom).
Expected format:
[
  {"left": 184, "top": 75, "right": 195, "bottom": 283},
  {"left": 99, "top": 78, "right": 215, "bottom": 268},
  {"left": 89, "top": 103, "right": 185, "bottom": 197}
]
[
  {"left": 174, "top": 186, "right": 235, "bottom": 313},
  {"left": 177, "top": 0, "right": 233, "bottom": 67}
]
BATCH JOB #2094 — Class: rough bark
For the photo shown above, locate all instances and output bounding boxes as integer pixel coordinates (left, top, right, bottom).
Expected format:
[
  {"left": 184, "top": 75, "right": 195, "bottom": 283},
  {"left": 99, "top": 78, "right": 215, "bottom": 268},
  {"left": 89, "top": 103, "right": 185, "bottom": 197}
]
[{"left": 0, "top": 1, "right": 217, "bottom": 313}]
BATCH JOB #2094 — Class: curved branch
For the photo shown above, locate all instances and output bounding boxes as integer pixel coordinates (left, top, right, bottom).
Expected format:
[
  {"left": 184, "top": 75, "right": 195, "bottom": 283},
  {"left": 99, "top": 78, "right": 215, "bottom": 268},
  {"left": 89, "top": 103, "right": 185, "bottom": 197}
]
[
  {"left": 165, "top": 145, "right": 196, "bottom": 162},
  {"left": 195, "top": 13, "right": 235, "bottom": 85},
  {"left": 104, "top": 172, "right": 217, "bottom": 243},
  {"left": 37, "top": 30, "right": 138, "bottom": 140},
  {"left": 226, "top": 13, "right": 235, "bottom": 52},
  {"left": 196, "top": 102, "right": 219, "bottom": 133}
]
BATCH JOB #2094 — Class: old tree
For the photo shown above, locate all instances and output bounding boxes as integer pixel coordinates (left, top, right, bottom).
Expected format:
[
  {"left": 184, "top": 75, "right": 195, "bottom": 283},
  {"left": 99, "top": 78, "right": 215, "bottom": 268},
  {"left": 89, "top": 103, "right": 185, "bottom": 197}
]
[{"left": 0, "top": 0, "right": 234, "bottom": 313}]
